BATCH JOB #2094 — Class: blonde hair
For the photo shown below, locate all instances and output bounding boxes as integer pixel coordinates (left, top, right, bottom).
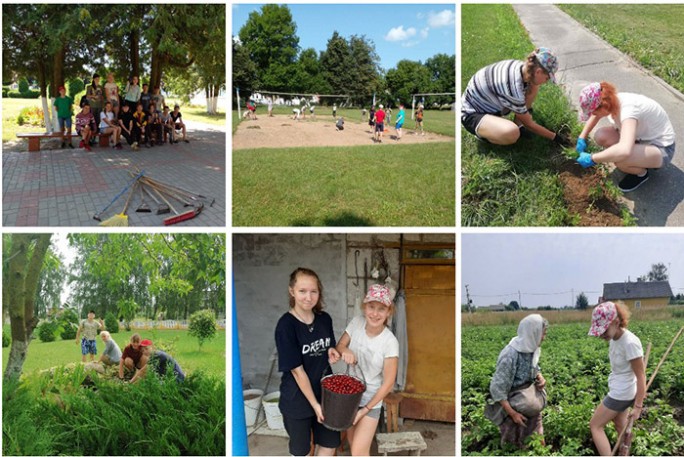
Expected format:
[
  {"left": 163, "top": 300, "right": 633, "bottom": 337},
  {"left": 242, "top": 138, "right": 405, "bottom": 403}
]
[
  {"left": 100, "top": 331, "right": 111, "bottom": 339},
  {"left": 615, "top": 301, "right": 631, "bottom": 328}
]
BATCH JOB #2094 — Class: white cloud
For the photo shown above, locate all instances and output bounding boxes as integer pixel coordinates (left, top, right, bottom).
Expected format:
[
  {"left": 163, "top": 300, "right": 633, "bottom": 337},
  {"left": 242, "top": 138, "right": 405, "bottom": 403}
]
[
  {"left": 420, "top": 27, "right": 429, "bottom": 39},
  {"left": 401, "top": 41, "right": 420, "bottom": 48},
  {"left": 384, "top": 26, "right": 417, "bottom": 42},
  {"left": 427, "top": 10, "right": 455, "bottom": 28}
]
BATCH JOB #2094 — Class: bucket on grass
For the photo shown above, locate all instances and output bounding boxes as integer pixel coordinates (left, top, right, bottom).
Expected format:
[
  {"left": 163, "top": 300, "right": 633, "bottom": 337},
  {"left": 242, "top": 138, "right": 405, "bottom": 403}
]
[
  {"left": 321, "top": 364, "right": 366, "bottom": 431},
  {"left": 243, "top": 388, "right": 263, "bottom": 427},
  {"left": 262, "top": 391, "right": 284, "bottom": 430}
]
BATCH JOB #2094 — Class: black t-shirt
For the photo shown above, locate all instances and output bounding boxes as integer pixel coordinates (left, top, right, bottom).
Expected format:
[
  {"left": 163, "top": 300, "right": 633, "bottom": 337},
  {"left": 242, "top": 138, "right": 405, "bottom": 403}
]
[
  {"left": 141, "top": 93, "right": 152, "bottom": 112},
  {"left": 149, "top": 350, "right": 185, "bottom": 382},
  {"left": 275, "top": 311, "right": 336, "bottom": 419},
  {"left": 119, "top": 111, "right": 134, "bottom": 129},
  {"left": 171, "top": 111, "right": 182, "bottom": 123}
]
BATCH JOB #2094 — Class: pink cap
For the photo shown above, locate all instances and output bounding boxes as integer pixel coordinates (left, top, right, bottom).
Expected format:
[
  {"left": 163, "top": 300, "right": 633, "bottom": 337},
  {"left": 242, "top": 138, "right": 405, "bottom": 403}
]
[
  {"left": 363, "top": 284, "right": 392, "bottom": 307},
  {"left": 579, "top": 82, "right": 602, "bottom": 122},
  {"left": 588, "top": 301, "right": 617, "bottom": 337}
]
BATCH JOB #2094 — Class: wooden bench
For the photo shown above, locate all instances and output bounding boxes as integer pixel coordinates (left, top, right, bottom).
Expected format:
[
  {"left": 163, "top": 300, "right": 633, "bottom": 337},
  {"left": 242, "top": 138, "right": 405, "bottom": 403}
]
[
  {"left": 376, "top": 432, "right": 427, "bottom": 456},
  {"left": 17, "top": 131, "right": 111, "bottom": 152}
]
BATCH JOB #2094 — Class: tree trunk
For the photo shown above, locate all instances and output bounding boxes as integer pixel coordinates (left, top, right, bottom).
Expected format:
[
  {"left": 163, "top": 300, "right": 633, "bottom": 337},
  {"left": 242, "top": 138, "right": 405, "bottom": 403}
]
[
  {"left": 37, "top": 63, "right": 52, "bottom": 132},
  {"left": 150, "top": 49, "right": 164, "bottom": 92},
  {"left": 129, "top": 29, "right": 140, "bottom": 78},
  {"left": 4, "top": 234, "right": 52, "bottom": 382},
  {"left": 51, "top": 45, "right": 66, "bottom": 132}
]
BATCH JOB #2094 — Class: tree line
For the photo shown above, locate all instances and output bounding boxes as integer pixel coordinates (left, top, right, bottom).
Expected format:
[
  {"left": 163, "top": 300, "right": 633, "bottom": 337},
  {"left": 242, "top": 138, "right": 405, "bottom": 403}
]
[
  {"left": 232, "top": 4, "right": 455, "bottom": 107},
  {"left": 2, "top": 4, "right": 225, "bottom": 114}
]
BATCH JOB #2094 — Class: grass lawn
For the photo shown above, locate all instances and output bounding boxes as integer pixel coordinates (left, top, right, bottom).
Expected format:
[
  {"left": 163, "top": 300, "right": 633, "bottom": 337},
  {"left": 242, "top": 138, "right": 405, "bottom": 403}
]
[
  {"left": 3, "top": 98, "right": 224, "bottom": 143},
  {"left": 462, "top": 4, "right": 587, "bottom": 226},
  {"left": 559, "top": 4, "right": 684, "bottom": 94},
  {"left": 2, "top": 328, "right": 225, "bottom": 378},
  {"left": 232, "top": 105, "right": 455, "bottom": 137},
  {"left": 233, "top": 142, "right": 455, "bottom": 226}
]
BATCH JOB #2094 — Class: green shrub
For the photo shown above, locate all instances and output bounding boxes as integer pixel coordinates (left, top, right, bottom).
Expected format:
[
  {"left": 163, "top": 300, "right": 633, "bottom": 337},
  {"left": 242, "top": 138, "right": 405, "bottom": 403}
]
[
  {"left": 67, "top": 78, "right": 84, "bottom": 99},
  {"left": 17, "top": 106, "right": 44, "bottom": 127},
  {"left": 3, "top": 367, "right": 226, "bottom": 456},
  {"left": 8, "top": 89, "right": 39, "bottom": 99},
  {"left": 104, "top": 312, "right": 120, "bottom": 334},
  {"left": 671, "top": 308, "right": 684, "bottom": 319},
  {"left": 2, "top": 332, "right": 10, "bottom": 348},
  {"left": 188, "top": 309, "right": 217, "bottom": 350},
  {"left": 18, "top": 78, "right": 29, "bottom": 94},
  {"left": 2, "top": 87, "right": 8, "bottom": 97},
  {"left": 37, "top": 321, "right": 59, "bottom": 343},
  {"left": 59, "top": 323, "right": 77, "bottom": 340}
]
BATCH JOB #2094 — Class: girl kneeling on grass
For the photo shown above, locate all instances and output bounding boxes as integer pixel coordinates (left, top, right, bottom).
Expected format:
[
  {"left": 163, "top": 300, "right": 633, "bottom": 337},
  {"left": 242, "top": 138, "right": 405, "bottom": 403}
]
[
  {"left": 275, "top": 268, "right": 342, "bottom": 456},
  {"left": 461, "top": 47, "right": 571, "bottom": 146},
  {"left": 335, "top": 284, "right": 399, "bottom": 456},
  {"left": 588, "top": 301, "right": 645, "bottom": 457},
  {"left": 575, "top": 82, "right": 676, "bottom": 192}
]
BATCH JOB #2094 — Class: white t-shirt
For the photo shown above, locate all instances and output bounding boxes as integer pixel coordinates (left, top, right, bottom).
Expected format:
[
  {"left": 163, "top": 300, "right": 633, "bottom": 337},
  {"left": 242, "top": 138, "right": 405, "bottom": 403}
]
[
  {"left": 609, "top": 93, "right": 675, "bottom": 147},
  {"left": 608, "top": 329, "right": 643, "bottom": 400},
  {"left": 345, "top": 315, "right": 399, "bottom": 409},
  {"left": 99, "top": 111, "right": 115, "bottom": 129},
  {"left": 104, "top": 81, "right": 118, "bottom": 101}
]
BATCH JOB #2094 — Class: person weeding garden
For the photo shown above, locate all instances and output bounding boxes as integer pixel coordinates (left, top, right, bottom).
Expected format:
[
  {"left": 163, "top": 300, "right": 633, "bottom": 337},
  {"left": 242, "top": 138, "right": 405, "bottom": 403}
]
[
  {"left": 335, "top": 117, "right": 345, "bottom": 132},
  {"left": 575, "top": 81, "right": 676, "bottom": 192},
  {"left": 488, "top": 314, "right": 548, "bottom": 448},
  {"left": 53, "top": 85, "right": 74, "bottom": 148},
  {"left": 334, "top": 284, "right": 399, "bottom": 456},
  {"left": 119, "top": 333, "right": 148, "bottom": 380},
  {"left": 130, "top": 339, "right": 185, "bottom": 383},
  {"left": 75, "top": 103, "right": 96, "bottom": 151},
  {"left": 275, "top": 267, "right": 342, "bottom": 456},
  {"left": 588, "top": 301, "right": 646, "bottom": 456},
  {"left": 76, "top": 310, "right": 104, "bottom": 363},
  {"left": 99, "top": 331, "right": 122, "bottom": 366},
  {"left": 461, "top": 47, "right": 571, "bottom": 146}
]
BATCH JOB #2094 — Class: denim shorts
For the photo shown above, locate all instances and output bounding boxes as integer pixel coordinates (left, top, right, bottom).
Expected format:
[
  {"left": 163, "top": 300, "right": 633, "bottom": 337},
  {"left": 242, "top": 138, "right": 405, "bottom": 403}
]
[
  {"left": 658, "top": 142, "right": 675, "bottom": 167},
  {"left": 359, "top": 406, "right": 381, "bottom": 420},
  {"left": 603, "top": 395, "right": 634, "bottom": 412},
  {"left": 81, "top": 338, "right": 97, "bottom": 355},
  {"left": 58, "top": 117, "right": 72, "bottom": 130}
]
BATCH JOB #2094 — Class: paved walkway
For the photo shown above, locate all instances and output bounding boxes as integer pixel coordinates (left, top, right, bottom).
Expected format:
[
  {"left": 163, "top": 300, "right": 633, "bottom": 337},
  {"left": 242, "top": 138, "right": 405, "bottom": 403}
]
[
  {"left": 515, "top": 5, "right": 684, "bottom": 226},
  {"left": 2, "top": 121, "right": 225, "bottom": 227}
]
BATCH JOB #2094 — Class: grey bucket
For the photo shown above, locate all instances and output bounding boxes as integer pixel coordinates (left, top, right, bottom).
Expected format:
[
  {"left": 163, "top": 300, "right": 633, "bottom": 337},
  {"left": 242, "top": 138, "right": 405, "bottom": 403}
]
[{"left": 321, "top": 364, "right": 366, "bottom": 431}]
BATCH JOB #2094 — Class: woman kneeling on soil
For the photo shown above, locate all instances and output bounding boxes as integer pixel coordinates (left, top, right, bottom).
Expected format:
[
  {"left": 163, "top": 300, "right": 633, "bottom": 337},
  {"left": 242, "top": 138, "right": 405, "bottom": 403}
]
[
  {"left": 335, "top": 284, "right": 399, "bottom": 456},
  {"left": 130, "top": 339, "right": 185, "bottom": 383},
  {"left": 275, "top": 267, "right": 342, "bottom": 456},
  {"left": 575, "top": 82, "right": 676, "bottom": 192},
  {"left": 489, "top": 314, "right": 548, "bottom": 447},
  {"left": 461, "top": 47, "right": 570, "bottom": 146},
  {"left": 119, "top": 333, "right": 147, "bottom": 380},
  {"left": 588, "top": 301, "right": 645, "bottom": 456}
]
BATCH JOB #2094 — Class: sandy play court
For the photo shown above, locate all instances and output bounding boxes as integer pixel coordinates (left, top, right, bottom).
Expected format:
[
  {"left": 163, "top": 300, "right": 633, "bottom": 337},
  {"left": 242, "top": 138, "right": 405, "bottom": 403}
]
[{"left": 232, "top": 114, "right": 453, "bottom": 149}]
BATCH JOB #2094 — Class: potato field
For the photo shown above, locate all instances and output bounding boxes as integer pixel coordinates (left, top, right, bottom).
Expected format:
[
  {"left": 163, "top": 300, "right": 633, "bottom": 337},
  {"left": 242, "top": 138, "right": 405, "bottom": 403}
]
[{"left": 461, "top": 319, "right": 684, "bottom": 456}]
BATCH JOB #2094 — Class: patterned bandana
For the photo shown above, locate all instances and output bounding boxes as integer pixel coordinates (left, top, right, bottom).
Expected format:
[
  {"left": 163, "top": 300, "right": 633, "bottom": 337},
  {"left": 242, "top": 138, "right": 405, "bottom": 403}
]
[
  {"left": 534, "top": 47, "right": 558, "bottom": 84},
  {"left": 579, "top": 82, "right": 602, "bottom": 122},
  {"left": 588, "top": 301, "right": 617, "bottom": 337},
  {"left": 363, "top": 284, "right": 392, "bottom": 307}
]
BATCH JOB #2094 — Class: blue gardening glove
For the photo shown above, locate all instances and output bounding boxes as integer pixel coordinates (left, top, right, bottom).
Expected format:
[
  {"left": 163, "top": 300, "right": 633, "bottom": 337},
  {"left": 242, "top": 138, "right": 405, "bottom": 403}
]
[
  {"left": 576, "top": 137, "right": 588, "bottom": 153},
  {"left": 577, "top": 152, "right": 595, "bottom": 168}
]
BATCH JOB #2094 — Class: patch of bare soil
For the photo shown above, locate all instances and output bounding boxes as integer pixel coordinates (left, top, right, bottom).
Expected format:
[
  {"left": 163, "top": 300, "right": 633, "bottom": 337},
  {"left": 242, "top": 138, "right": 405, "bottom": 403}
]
[
  {"left": 554, "top": 155, "right": 624, "bottom": 226},
  {"left": 232, "top": 114, "right": 453, "bottom": 149}
]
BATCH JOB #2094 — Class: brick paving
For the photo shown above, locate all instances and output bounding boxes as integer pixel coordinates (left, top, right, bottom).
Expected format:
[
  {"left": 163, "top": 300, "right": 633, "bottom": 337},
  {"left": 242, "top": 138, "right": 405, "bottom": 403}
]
[{"left": 3, "top": 121, "right": 225, "bottom": 227}]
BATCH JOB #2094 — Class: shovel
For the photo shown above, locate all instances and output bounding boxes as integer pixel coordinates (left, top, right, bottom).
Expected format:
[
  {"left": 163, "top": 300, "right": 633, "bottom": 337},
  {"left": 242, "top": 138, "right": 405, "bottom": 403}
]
[
  {"left": 135, "top": 184, "right": 152, "bottom": 213},
  {"left": 141, "top": 184, "right": 170, "bottom": 215}
]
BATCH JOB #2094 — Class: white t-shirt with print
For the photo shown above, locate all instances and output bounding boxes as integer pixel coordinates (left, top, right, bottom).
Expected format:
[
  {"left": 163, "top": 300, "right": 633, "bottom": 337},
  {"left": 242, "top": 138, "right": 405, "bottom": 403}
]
[
  {"left": 609, "top": 93, "right": 675, "bottom": 147},
  {"left": 608, "top": 329, "right": 643, "bottom": 400},
  {"left": 345, "top": 315, "right": 399, "bottom": 409}
]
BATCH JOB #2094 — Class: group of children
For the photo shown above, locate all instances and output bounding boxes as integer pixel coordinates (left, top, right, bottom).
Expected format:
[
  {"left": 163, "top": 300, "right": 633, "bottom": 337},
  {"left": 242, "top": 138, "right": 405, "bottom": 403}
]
[
  {"left": 76, "top": 309, "right": 185, "bottom": 383},
  {"left": 366, "top": 103, "right": 420, "bottom": 143},
  {"left": 461, "top": 47, "right": 676, "bottom": 193},
  {"left": 275, "top": 268, "right": 399, "bottom": 456},
  {"left": 54, "top": 72, "right": 189, "bottom": 151}
]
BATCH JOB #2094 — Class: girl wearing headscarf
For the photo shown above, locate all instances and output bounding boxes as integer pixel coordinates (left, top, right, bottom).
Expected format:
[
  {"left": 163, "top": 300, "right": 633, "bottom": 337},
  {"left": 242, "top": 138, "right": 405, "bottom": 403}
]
[
  {"left": 588, "top": 301, "right": 645, "bottom": 456},
  {"left": 489, "top": 314, "right": 548, "bottom": 447}
]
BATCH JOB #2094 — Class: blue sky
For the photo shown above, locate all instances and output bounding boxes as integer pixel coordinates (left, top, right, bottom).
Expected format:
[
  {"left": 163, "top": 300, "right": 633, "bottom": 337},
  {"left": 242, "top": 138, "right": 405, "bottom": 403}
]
[
  {"left": 462, "top": 234, "right": 684, "bottom": 309},
  {"left": 232, "top": 4, "right": 455, "bottom": 70}
]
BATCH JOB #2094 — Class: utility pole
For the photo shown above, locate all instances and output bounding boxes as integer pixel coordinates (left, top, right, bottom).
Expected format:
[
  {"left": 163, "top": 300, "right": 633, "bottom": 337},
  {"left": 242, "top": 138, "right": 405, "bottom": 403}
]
[
  {"left": 571, "top": 288, "right": 574, "bottom": 309},
  {"left": 465, "top": 284, "right": 472, "bottom": 313},
  {"left": 518, "top": 290, "right": 522, "bottom": 309}
]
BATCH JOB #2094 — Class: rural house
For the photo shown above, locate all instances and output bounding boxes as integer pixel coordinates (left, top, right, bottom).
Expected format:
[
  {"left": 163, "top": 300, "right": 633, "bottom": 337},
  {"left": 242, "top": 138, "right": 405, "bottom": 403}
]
[{"left": 602, "top": 280, "right": 673, "bottom": 309}]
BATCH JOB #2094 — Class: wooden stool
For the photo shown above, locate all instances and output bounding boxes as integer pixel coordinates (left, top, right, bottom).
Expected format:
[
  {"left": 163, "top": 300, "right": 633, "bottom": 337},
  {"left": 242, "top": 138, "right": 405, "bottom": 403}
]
[
  {"left": 376, "top": 432, "right": 427, "bottom": 456},
  {"left": 384, "top": 393, "right": 403, "bottom": 433}
]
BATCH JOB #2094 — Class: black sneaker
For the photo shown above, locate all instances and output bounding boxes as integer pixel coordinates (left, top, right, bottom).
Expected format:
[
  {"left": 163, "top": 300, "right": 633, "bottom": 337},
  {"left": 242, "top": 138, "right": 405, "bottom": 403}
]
[
  {"left": 518, "top": 125, "right": 533, "bottom": 139},
  {"left": 618, "top": 171, "right": 650, "bottom": 192},
  {"left": 61, "top": 142, "right": 66, "bottom": 148}
]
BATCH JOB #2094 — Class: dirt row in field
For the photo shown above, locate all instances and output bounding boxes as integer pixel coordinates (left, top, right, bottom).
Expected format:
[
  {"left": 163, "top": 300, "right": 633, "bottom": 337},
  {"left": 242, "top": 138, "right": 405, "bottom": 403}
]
[{"left": 232, "top": 114, "right": 453, "bottom": 149}]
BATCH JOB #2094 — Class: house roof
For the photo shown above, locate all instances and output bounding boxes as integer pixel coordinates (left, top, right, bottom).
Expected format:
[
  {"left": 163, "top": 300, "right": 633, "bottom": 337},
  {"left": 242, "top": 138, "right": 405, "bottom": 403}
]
[{"left": 603, "top": 281, "right": 672, "bottom": 300}]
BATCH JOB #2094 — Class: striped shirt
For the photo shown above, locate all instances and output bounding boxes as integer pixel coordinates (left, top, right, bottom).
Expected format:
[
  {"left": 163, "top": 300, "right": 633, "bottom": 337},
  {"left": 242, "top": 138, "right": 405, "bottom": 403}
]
[{"left": 461, "top": 60, "right": 528, "bottom": 116}]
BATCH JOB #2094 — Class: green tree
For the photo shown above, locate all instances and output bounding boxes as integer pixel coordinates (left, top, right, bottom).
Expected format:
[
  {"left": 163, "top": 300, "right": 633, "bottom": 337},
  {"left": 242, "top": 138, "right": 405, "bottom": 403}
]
[
  {"left": 34, "top": 246, "right": 66, "bottom": 318},
  {"left": 425, "top": 53, "right": 456, "bottom": 104},
  {"left": 293, "top": 48, "right": 330, "bottom": 94},
  {"left": 320, "top": 32, "right": 353, "bottom": 95},
  {"left": 646, "top": 263, "right": 668, "bottom": 282},
  {"left": 4, "top": 234, "right": 52, "bottom": 381},
  {"left": 117, "top": 298, "right": 139, "bottom": 331},
  {"left": 385, "top": 60, "right": 431, "bottom": 106},
  {"left": 104, "top": 312, "right": 119, "bottom": 334},
  {"left": 576, "top": 292, "right": 589, "bottom": 310},
  {"left": 238, "top": 4, "right": 299, "bottom": 92},
  {"left": 188, "top": 309, "right": 217, "bottom": 350}
]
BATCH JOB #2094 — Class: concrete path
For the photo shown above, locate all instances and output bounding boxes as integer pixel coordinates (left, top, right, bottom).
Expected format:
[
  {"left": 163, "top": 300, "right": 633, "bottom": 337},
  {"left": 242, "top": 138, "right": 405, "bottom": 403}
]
[
  {"left": 3, "top": 120, "right": 225, "bottom": 227},
  {"left": 514, "top": 4, "right": 684, "bottom": 226}
]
